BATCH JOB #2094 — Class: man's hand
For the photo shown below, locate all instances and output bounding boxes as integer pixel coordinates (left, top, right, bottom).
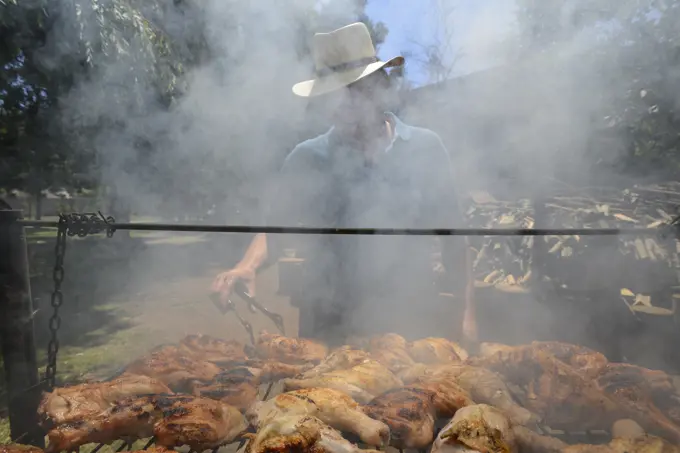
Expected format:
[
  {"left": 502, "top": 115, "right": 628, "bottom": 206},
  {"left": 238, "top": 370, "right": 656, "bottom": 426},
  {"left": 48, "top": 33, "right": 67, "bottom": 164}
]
[{"left": 211, "top": 266, "right": 256, "bottom": 303}]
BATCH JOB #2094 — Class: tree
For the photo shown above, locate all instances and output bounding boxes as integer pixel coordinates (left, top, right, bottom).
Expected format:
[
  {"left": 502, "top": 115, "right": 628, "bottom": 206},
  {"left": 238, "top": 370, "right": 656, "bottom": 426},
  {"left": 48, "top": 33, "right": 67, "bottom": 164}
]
[{"left": 514, "top": 0, "right": 680, "bottom": 176}]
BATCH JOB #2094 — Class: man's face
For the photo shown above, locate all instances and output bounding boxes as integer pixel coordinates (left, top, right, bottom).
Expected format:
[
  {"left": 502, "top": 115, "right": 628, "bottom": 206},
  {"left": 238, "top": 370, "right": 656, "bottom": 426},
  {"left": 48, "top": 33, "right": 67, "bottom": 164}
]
[{"left": 326, "top": 71, "right": 391, "bottom": 134}]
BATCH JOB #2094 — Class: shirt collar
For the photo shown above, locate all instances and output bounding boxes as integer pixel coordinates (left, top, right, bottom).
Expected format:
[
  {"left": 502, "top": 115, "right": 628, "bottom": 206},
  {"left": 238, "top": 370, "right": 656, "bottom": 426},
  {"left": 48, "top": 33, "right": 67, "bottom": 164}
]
[{"left": 325, "top": 112, "right": 412, "bottom": 149}]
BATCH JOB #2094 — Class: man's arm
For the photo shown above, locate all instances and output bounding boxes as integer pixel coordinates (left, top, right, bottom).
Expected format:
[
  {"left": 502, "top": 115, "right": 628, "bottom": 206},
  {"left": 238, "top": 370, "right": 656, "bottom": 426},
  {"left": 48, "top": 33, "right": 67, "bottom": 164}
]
[
  {"left": 212, "top": 144, "right": 313, "bottom": 299},
  {"left": 428, "top": 134, "right": 477, "bottom": 345}
]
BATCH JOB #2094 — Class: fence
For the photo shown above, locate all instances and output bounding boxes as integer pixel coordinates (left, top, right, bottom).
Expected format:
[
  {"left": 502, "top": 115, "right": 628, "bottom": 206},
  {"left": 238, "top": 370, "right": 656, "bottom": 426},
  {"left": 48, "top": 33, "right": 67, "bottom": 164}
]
[{"left": 0, "top": 208, "right": 679, "bottom": 448}]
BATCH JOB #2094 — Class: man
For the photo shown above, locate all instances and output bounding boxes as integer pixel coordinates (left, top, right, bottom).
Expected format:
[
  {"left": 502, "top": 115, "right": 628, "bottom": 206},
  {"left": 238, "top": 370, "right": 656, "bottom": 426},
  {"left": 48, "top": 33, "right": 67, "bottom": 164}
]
[{"left": 211, "top": 22, "right": 477, "bottom": 346}]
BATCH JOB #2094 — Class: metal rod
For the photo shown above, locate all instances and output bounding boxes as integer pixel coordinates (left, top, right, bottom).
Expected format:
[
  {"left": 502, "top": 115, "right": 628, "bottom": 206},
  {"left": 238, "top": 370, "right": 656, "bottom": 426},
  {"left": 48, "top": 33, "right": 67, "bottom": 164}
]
[
  {"left": 16, "top": 220, "right": 662, "bottom": 236},
  {"left": 0, "top": 209, "right": 44, "bottom": 447},
  {"left": 141, "top": 437, "right": 156, "bottom": 450}
]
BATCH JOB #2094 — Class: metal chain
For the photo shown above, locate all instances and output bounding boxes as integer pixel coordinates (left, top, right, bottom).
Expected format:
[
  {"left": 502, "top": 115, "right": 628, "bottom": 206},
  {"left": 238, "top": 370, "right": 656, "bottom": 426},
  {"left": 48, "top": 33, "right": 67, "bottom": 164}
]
[{"left": 45, "top": 215, "right": 67, "bottom": 390}]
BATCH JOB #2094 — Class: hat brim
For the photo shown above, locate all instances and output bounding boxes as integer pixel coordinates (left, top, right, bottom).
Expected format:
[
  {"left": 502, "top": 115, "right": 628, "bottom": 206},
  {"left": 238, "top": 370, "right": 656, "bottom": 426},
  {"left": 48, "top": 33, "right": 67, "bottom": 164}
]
[{"left": 292, "top": 56, "right": 404, "bottom": 98}]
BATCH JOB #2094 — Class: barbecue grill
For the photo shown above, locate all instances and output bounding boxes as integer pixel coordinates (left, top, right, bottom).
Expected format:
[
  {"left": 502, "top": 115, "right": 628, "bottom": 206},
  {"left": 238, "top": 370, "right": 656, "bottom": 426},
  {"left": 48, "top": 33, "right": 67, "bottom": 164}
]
[{"left": 2, "top": 206, "right": 680, "bottom": 452}]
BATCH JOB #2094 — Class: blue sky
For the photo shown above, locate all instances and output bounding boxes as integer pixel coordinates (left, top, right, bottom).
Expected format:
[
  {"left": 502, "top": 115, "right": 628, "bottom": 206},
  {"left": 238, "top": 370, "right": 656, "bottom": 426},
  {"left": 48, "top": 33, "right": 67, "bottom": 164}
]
[{"left": 365, "top": 0, "right": 517, "bottom": 86}]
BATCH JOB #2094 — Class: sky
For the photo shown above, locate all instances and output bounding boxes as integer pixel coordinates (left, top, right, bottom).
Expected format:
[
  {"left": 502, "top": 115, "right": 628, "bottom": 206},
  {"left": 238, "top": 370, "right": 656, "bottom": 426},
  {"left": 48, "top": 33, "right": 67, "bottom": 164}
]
[{"left": 365, "top": 0, "right": 518, "bottom": 86}]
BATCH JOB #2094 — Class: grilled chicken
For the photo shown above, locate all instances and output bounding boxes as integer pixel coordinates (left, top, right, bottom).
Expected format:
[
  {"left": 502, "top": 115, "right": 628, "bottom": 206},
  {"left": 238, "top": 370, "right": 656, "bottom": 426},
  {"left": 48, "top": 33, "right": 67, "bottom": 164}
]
[
  {"left": 38, "top": 373, "right": 172, "bottom": 427},
  {"left": 244, "top": 415, "right": 382, "bottom": 453},
  {"left": 432, "top": 404, "right": 518, "bottom": 453},
  {"left": 363, "top": 380, "right": 473, "bottom": 449},
  {"left": 246, "top": 388, "right": 390, "bottom": 448},
  {"left": 297, "top": 346, "right": 371, "bottom": 379},
  {"left": 192, "top": 366, "right": 262, "bottom": 410},
  {"left": 562, "top": 419, "right": 680, "bottom": 453},
  {"left": 179, "top": 334, "right": 247, "bottom": 364},
  {"left": 596, "top": 363, "right": 680, "bottom": 443},
  {"left": 192, "top": 360, "right": 311, "bottom": 410},
  {"left": 432, "top": 404, "right": 567, "bottom": 453},
  {"left": 255, "top": 332, "right": 328, "bottom": 364},
  {"left": 282, "top": 359, "right": 402, "bottom": 403},
  {"left": 367, "top": 333, "right": 415, "bottom": 372},
  {"left": 363, "top": 387, "right": 436, "bottom": 449},
  {"left": 125, "top": 345, "right": 222, "bottom": 391},
  {"left": 407, "top": 337, "right": 468, "bottom": 364},
  {"left": 46, "top": 394, "right": 246, "bottom": 453},
  {"left": 476, "top": 346, "right": 680, "bottom": 441},
  {"left": 474, "top": 347, "right": 622, "bottom": 431},
  {"left": 478, "top": 341, "right": 608, "bottom": 378},
  {"left": 0, "top": 445, "right": 45, "bottom": 453},
  {"left": 399, "top": 363, "right": 538, "bottom": 426}
]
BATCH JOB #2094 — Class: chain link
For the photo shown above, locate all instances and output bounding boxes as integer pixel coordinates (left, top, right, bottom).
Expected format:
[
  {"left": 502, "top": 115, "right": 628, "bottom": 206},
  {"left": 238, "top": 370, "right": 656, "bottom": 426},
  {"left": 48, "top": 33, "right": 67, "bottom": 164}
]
[{"left": 45, "top": 215, "right": 67, "bottom": 390}]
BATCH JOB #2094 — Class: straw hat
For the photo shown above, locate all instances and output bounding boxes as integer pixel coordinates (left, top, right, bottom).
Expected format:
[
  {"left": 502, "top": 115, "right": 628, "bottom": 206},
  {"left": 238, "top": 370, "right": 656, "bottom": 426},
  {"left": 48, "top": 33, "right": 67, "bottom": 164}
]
[{"left": 292, "top": 22, "right": 404, "bottom": 98}]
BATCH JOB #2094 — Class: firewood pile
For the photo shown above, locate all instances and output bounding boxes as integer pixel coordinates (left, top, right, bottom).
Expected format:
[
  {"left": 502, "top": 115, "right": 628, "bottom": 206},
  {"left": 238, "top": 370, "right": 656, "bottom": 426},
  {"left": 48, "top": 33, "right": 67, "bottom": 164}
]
[{"left": 464, "top": 182, "right": 680, "bottom": 311}]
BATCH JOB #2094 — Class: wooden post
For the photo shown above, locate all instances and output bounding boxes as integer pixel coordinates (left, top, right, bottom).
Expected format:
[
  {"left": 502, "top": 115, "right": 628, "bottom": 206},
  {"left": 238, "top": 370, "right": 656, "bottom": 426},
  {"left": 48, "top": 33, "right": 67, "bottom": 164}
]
[{"left": 0, "top": 209, "right": 44, "bottom": 447}]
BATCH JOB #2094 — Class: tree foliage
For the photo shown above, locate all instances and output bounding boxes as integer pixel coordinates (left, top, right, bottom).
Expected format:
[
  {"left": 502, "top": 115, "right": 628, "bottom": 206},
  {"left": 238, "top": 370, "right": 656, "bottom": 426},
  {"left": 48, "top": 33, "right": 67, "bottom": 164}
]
[
  {"left": 1, "top": 0, "right": 388, "bottom": 217},
  {"left": 515, "top": 0, "right": 680, "bottom": 176}
]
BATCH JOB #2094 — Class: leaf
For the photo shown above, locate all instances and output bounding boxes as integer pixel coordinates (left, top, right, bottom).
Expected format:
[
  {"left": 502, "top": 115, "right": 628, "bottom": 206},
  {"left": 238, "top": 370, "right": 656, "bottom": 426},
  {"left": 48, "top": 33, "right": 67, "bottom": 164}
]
[
  {"left": 634, "top": 294, "right": 652, "bottom": 307},
  {"left": 614, "top": 213, "right": 639, "bottom": 223},
  {"left": 621, "top": 288, "right": 635, "bottom": 297}
]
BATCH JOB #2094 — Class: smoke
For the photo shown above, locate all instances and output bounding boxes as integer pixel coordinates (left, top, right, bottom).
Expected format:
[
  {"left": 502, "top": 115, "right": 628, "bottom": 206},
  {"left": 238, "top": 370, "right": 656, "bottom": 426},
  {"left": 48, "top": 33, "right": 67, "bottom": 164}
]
[{"left": 32, "top": 0, "right": 680, "bottom": 369}]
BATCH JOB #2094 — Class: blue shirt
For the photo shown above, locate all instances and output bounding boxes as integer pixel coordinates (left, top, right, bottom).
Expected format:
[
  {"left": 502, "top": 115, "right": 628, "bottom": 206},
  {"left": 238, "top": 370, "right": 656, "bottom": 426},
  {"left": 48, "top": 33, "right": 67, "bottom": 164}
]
[{"left": 266, "top": 113, "right": 464, "bottom": 339}]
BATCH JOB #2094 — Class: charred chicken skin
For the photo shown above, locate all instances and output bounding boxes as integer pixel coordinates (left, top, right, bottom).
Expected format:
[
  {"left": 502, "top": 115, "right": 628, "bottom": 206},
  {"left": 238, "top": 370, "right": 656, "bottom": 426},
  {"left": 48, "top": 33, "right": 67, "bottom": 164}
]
[
  {"left": 125, "top": 345, "right": 222, "bottom": 392},
  {"left": 478, "top": 341, "right": 609, "bottom": 378},
  {"left": 407, "top": 337, "right": 468, "bottom": 364},
  {"left": 178, "top": 334, "right": 248, "bottom": 364},
  {"left": 38, "top": 373, "right": 172, "bottom": 428},
  {"left": 244, "top": 415, "right": 382, "bottom": 453},
  {"left": 46, "top": 394, "right": 246, "bottom": 453},
  {"left": 246, "top": 388, "right": 390, "bottom": 449},
  {"left": 282, "top": 359, "right": 403, "bottom": 403},
  {"left": 192, "top": 360, "right": 311, "bottom": 410},
  {"left": 473, "top": 346, "right": 622, "bottom": 431},
  {"left": 399, "top": 363, "right": 539, "bottom": 427},
  {"left": 255, "top": 332, "right": 328, "bottom": 364},
  {"left": 363, "top": 380, "right": 473, "bottom": 449}
]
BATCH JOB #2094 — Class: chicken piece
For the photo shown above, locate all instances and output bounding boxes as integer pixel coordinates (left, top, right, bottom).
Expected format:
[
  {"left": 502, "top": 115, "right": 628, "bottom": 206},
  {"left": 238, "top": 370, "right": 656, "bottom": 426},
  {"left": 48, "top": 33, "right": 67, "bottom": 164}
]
[
  {"left": 407, "top": 337, "right": 468, "bottom": 364},
  {"left": 399, "top": 363, "right": 538, "bottom": 427},
  {"left": 409, "top": 378, "right": 475, "bottom": 418},
  {"left": 179, "top": 334, "right": 247, "bottom": 364},
  {"left": 192, "top": 366, "right": 262, "bottom": 410},
  {"left": 125, "top": 345, "right": 221, "bottom": 391},
  {"left": 46, "top": 394, "right": 247, "bottom": 453},
  {"left": 363, "top": 380, "right": 473, "bottom": 449},
  {"left": 598, "top": 363, "right": 680, "bottom": 418},
  {"left": 246, "top": 388, "right": 389, "bottom": 448},
  {"left": 367, "top": 333, "right": 415, "bottom": 372},
  {"left": 474, "top": 347, "right": 622, "bottom": 431},
  {"left": 37, "top": 373, "right": 172, "bottom": 427},
  {"left": 511, "top": 426, "right": 567, "bottom": 453},
  {"left": 363, "top": 387, "right": 437, "bottom": 449},
  {"left": 282, "top": 359, "right": 402, "bottom": 403},
  {"left": 563, "top": 419, "right": 680, "bottom": 453},
  {"left": 255, "top": 332, "right": 328, "bottom": 364},
  {"left": 477, "top": 341, "right": 608, "bottom": 378},
  {"left": 0, "top": 445, "right": 44, "bottom": 453},
  {"left": 596, "top": 363, "right": 680, "bottom": 443},
  {"left": 297, "top": 346, "right": 371, "bottom": 379},
  {"left": 245, "top": 415, "right": 382, "bottom": 453},
  {"left": 192, "top": 360, "right": 312, "bottom": 410},
  {"left": 432, "top": 404, "right": 518, "bottom": 453}
]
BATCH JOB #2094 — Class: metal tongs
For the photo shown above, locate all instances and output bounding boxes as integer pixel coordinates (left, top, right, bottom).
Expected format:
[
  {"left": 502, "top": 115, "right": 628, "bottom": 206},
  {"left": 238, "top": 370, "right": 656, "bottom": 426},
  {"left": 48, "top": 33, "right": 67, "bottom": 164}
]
[
  {"left": 210, "top": 292, "right": 256, "bottom": 346},
  {"left": 210, "top": 280, "right": 285, "bottom": 346},
  {"left": 233, "top": 280, "right": 286, "bottom": 335}
]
